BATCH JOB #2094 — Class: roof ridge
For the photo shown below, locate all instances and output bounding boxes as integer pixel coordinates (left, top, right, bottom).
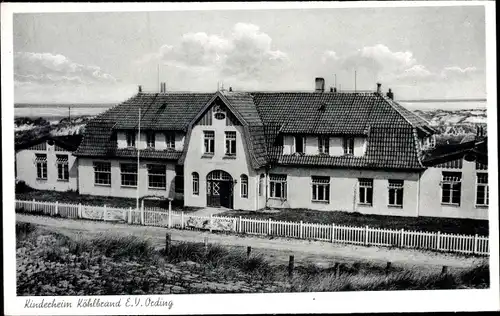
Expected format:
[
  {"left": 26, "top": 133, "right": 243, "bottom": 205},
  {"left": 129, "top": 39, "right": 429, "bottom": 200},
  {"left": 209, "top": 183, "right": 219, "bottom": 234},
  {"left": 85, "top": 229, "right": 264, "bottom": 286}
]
[{"left": 381, "top": 94, "right": 435, "bottom": 131}]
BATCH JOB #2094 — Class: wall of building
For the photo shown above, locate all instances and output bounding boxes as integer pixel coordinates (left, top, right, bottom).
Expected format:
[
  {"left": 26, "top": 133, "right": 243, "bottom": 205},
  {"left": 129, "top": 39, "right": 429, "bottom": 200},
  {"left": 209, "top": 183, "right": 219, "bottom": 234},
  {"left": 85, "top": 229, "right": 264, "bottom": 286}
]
[
  {"left": 16, "top": 143, "right": 78, "bottom": 192},
  {"left": 183, "top": 105, "right": 260, "bottom": 210},
  {"left": 266, "top": 166, "right": 420, "bottom": 217},
  {"left": 419, "top": 159, "right": 488, "bottom": 220},
  {"left": 78, "top": 157, "right": 176, "bottom": 199}
]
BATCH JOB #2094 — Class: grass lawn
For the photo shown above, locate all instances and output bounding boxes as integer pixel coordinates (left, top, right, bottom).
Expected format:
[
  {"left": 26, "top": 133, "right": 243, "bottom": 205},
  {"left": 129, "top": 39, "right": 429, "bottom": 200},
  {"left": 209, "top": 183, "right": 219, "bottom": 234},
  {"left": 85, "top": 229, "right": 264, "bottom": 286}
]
[
  {"left": 219, "top": 209, "right": 489, "bottom": 236},
  {"left": 15, "top": 189, "right": 201, "bottom": 213}
]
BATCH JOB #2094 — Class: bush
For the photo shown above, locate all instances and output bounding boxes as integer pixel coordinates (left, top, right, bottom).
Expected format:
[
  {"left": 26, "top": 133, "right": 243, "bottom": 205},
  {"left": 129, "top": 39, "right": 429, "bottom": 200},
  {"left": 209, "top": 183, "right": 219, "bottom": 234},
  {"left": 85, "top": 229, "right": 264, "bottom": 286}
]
[{"left": 15, "top": 180, "right": 33, "bottom": 194}]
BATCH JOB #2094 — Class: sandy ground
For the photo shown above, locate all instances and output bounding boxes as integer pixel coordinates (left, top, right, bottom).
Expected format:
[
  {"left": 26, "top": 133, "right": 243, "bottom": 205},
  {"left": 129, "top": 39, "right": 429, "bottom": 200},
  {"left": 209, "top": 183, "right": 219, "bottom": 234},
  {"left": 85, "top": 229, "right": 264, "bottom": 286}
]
[{"left": 16, "top": 214, "right": 487, "bottom": 273}]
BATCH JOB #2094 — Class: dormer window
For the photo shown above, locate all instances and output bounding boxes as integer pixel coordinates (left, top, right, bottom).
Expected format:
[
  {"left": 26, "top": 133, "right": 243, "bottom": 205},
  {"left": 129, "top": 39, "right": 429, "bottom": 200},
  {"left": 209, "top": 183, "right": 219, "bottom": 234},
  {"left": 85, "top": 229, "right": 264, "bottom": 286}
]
[
  {"left": 165, "top": 132, "right": 175, "bottom": 149},
  {"left": 295, "top": 136, "right": 305, "bottom": 154},
  {"left": 126, "top": 131, "right": 136, "bottom": 147},
  {"left": 146, "top": 132, "right": 155, "bottom": 148},
  {"left": 343, "top": 137, "right": 354, "bottom": 155},
  {"left": 318, "top": 136, "right": 329, "bottom": 155}
]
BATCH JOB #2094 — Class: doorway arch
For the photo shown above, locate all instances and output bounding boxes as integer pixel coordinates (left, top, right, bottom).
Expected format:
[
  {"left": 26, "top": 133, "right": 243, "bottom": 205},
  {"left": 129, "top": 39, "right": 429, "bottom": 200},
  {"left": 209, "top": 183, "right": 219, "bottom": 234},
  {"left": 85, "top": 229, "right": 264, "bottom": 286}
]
[{"left": 206, "top": 170, "right": 234, "bottom": 209}]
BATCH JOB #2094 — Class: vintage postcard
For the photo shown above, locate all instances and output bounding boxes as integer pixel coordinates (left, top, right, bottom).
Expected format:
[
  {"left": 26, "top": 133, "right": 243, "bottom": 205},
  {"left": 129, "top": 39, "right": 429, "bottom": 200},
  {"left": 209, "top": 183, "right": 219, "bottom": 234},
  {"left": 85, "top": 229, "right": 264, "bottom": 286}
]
[{"left": 2, "top": 1, "right": 499, "bottom": 315}]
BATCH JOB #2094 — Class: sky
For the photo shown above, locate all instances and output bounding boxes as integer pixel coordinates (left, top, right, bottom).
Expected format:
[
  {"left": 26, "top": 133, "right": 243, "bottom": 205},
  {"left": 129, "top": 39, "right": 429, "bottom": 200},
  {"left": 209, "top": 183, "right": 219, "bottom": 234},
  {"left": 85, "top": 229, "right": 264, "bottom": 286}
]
[{"left": 12, "top": 5, "right": 487, "bottom": 106}]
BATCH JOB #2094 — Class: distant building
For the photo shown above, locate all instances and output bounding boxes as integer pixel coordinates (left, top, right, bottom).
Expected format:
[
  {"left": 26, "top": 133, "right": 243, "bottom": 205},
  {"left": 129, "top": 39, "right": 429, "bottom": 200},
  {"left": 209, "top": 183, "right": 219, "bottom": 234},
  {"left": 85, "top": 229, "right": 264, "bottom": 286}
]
[{"left": 15, "top": 135, "right": 82, "bottom": 191}]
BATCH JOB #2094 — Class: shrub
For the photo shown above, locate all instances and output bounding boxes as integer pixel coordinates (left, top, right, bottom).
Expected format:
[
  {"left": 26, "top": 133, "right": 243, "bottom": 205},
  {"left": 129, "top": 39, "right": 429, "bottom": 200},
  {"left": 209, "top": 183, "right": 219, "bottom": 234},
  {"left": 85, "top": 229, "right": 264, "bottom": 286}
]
[{"left": 15, "top": 180, "right": 33, "bottom": 194}]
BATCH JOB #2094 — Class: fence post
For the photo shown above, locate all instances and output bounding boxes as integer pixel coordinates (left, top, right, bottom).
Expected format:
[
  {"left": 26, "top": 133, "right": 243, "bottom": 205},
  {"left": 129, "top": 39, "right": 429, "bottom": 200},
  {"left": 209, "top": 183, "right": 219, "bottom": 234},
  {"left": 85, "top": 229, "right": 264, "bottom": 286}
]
[
  {"left": 55, "top": 201, "right": 59, "bottom": 216},
  {"left": 103, "top": 204, "right": 107, "bottom": 221},
  {"left": 436, "top": 231, "right": 441, "bottom": 251},
  {"left": 299, "top": 221, "right": 303, "bottom": 239},
  {"left": 473, "top": 234, "right": 478, "bottom": 254},
  {"left": 268, "top": 218, "right": 272, "bottom": 235},
  {"left": 239, "top": 216, "right": 242, "bottom": 233},
  {"left": 209, "top": 214, "right": 213, "bottom": 233},
  {"left": 181, "top": 211, "right": 185, "bottom": 229},
  {"left": 364, "top": 225, "right": 369, "bottom": 245},
  {"left": 140, "top": 202, "right": 145, "bottom": 225},
  {"left": 128, "top": 207, "right": 132, "bottom": 224},
  {"left": 168, "top": 207, "right": 172, "bottom": 229},
  {"left": 331, "top": 223, "right": 336, "bottom": 243},
  {"left": 288, "top": 255, "right": 295, "bottom": 277},
  {"left": 399, "top": 228, "right": 404, "bottom": 247},
  {"left": 78, "top": 203, "right": 82, "bottom": 218},
  {"left": 32, "top": 199, "right": 36, "bottom": 212}
]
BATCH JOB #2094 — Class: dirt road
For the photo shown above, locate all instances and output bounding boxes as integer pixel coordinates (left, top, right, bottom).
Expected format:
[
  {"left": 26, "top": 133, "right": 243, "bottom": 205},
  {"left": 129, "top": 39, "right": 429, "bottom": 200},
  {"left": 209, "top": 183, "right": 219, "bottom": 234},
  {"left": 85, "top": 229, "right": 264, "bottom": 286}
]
[{"left": 16, "top": 214, "right": 487, "bottom": 272}]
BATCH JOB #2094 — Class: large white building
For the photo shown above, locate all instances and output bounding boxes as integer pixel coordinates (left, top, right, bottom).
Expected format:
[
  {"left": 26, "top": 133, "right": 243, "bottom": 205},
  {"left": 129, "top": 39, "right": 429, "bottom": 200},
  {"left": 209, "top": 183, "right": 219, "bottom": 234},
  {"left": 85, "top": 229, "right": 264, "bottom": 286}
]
[{"left": 15, "top": 78, "right": 489, "bottom": 220}]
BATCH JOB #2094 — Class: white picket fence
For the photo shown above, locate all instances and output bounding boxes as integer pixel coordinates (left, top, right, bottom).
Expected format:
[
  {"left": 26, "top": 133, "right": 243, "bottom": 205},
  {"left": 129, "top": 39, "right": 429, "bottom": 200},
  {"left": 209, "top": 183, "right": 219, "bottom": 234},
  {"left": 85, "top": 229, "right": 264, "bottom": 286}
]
[{"left": 15, "top": 199, "right": 489, "bottom": 256}]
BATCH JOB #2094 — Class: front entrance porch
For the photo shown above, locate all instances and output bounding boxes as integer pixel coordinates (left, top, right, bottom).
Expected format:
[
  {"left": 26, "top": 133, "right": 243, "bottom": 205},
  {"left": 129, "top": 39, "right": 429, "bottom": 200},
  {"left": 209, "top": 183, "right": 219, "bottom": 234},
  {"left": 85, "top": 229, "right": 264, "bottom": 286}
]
[{"left": 206, "top": 170, "right": 234, "bottom": 209}]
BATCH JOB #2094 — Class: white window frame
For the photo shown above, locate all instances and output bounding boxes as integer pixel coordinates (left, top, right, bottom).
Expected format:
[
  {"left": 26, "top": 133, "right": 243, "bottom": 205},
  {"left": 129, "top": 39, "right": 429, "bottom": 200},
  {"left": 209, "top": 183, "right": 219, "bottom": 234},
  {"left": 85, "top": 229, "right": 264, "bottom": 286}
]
[
  {"left": 126, "top": 131, "right": 136, "bottom": 148},
  {"left": 165, "top": 132, "right": 175, "bottom": 149},
  {"left": 93, "top": 162, "right": 111, "bottom": 186},
  {"left": 358, "top": 178, "right": 373, "bottom": 205},
  {"left": 146, "top": 132, "right": 155, "bottom": 148},
  {"left": 269, "top": 174, "right": 287, "bottom": 200},
  {"left": 35, "top": 154, "right": 48, "bottom": 180},
  {"left": 240, "top": 174, "right": 248, "bottom": 198},
  {"left": 441, "top": 172, "right": 462, "bottom": 206},
  {"left": 475, "top": 173, "right": 489, "bottom": 207},
  {"left": 225, "top": 131, "right": 237, "bottom": 156},
  {"left": 56, "top": 155, "right": 69, "bottom": 181},
  {"left": 294, "top": 136, "right": 305, "bottom": 154},
  {"left": 147, "top": 164, "right": 166, "bottom": 189},
  {"left": 120, "top": 163, "right": 138, "bottom": 187},
  {"left": 318, "top": 136, "right": 329, "bottom": 155},
  {"left": 343, "top": 137, "right": 354, "bottom": 155},
  {"left": 311, "top": 176, "right": 330, "bottom": 203},
  {"left": 388, "top": 179, "right": 404, "bottom": 207},
  {"left": 203, "top": 131, "right": 215, "bottom": 155},
  {"left": 192, "top": 172, "right": 199, "bottom": 195}
]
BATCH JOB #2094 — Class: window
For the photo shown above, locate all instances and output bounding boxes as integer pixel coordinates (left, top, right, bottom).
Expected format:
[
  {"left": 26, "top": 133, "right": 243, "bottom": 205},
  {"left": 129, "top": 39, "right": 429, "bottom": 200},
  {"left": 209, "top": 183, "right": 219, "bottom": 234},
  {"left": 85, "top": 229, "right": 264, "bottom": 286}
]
[
  {"left": 388, "top": 180, "right": 404, "bottom": 207},
  {"left": 192, "top": 172, "right": 199, "bottom": 195},
  {"left": 259, "top": 174, "right": 265, "bottom": 196},
  {"left": 225, "top": 131, "right": 237, "bottom": 156},
  {"left": 93, "top": 162, "right": 111, "bottom": 186},
  {"left": 126, "top": 131, "right": 136, "bottom": 147},
  {"left": 146, "top": 132, "right": 155, "bottom": 148},
  {"left": 165, "top": 132, "right": 175, "bottom": 149},
  {"left": 358, "top": 178, "right": 373, "bottom": 205},
  {"left": 35, "top": 154, "right": 47, "bottom": 180},
  {"left": 312, "top": 176, "right": 330, "bottom": 202},
  {"left": 120, "top": 163, "right": 138, "bottom": 187},
  {"left": 476, "top": 173, "right": 489, "bottom": 206},
  {"left": 441, "top": 172, "right": 462, "bottom": 205},
  {"left": 295, "top": 136, "right": 305, "bottom": 154},
  {"left": 175, "top": 165, "right": 184, "bottom": 193},
  {"left": 204, "top": 131, "right": 215, "bottom": 155},
  {"left": 56, "top": 155, "right": 69, "bottom": 181},
  {"left": 240, "top": 174, "right": 248, "bottom": 198},
  {"left": 147, "top": 164, "right": 166, "bottom": 189},
  {"left": 270, "top": 174, "right": 287, "bottom": 199},
  {"left": 318, "top": 136, "right": 329, "bottom": 155},
  {"left": 343, "top": 137, "right": 354, "bottom": 155}
]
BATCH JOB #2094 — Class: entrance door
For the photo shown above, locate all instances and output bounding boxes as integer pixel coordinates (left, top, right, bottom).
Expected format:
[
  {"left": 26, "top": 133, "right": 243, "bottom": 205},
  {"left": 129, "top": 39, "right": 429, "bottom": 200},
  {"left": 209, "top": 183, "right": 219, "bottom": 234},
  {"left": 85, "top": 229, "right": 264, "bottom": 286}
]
[{"left": 206, "top": 170, "right": 233, "bottom": 209}]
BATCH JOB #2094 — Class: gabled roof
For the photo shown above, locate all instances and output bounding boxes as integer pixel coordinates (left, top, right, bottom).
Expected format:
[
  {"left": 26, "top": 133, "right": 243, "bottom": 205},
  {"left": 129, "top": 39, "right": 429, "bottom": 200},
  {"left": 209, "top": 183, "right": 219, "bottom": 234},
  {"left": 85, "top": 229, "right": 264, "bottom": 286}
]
[
  {"left": 16, "top": 134, "right": 83, "bottom": 151},
  {"left": 75, "top": 90, "right": 433, "bottom": 170}
]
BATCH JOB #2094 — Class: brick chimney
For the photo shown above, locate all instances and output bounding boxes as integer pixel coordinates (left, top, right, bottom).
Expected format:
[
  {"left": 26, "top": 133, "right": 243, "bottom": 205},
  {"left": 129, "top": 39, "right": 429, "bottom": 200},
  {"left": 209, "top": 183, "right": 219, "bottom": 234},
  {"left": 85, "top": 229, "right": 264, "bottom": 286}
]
[
  {"left": 386, "top": 88, "right": 394, "bottom": 100},
  {"left": 138, "top": 85, "right": 142, "bottom": 93},
  {"left": 229, "top": 86, "right": 233, "bottom": 92},
  {"left": 376, "top": 83, "right": 381, "bottom": 94},
  {"left": 315, "top": 77, "right": 325, "bottom": 93}
]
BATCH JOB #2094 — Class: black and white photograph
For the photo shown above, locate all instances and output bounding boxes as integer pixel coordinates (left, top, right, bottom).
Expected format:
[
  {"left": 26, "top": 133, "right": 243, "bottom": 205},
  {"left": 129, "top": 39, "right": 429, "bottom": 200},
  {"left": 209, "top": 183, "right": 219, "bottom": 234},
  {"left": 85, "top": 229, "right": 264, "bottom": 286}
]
[{"left": 2, "top": 1, "right": 499, "bottom": 315}]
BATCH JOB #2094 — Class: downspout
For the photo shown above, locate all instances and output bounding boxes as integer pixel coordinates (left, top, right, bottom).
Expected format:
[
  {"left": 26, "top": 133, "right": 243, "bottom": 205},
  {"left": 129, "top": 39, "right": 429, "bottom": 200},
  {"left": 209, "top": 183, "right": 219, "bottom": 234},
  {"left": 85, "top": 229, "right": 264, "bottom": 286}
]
[{"left": 416, "top": 170, "right": 421, "bottom": 217}]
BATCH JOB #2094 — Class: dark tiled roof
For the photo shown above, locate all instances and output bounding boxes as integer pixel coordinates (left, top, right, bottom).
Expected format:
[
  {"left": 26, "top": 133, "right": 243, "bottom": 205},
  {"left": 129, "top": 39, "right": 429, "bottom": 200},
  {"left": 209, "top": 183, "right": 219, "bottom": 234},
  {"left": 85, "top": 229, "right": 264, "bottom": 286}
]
[
  {"left": 422, "top": 137, "right": 488, "bottom": 166},
  {"left": 15, "top": 134, "right": 83, "bottom": 151},
  {"left": 76, "top": 90, "right": 432, "bottom": 170}
]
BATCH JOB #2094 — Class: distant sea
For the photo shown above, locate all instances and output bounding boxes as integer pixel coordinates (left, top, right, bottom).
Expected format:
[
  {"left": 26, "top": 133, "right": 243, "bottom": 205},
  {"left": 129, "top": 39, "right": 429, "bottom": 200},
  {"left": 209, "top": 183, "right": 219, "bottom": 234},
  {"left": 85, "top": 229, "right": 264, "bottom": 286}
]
[{"left": 14, "top": 103, "right": 115, "bottom": 120}]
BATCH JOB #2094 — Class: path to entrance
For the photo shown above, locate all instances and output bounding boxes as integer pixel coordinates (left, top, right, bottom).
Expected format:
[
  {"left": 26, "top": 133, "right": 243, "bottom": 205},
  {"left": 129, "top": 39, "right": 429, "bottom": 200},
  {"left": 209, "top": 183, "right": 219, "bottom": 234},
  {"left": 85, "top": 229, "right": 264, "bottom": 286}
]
[{"left": 16, "top": 214, "right": 486, "bottom": 273}]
